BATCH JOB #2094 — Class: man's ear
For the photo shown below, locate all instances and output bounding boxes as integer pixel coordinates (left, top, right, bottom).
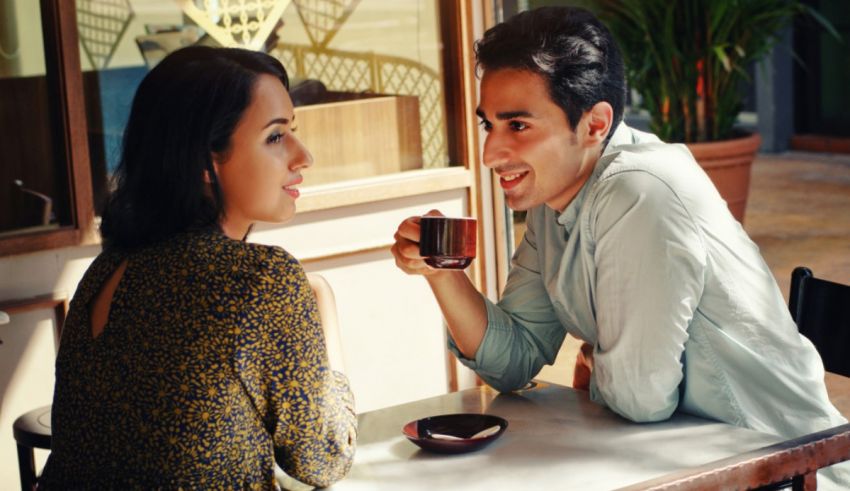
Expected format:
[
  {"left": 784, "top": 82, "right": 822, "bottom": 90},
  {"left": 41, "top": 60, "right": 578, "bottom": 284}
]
[{"left": 583, "top": 101, "right": 614, "bottom": 147}]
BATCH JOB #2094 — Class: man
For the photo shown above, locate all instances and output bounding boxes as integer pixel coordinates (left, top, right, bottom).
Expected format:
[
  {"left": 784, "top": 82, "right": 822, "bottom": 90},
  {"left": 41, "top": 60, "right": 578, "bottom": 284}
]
[{"left": 391, "top": 6, "right": 848, "bottom": 487}]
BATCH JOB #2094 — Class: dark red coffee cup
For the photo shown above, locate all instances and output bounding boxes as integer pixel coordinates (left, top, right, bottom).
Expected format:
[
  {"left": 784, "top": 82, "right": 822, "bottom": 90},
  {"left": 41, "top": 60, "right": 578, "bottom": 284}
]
[{"left": 419, "top": 216, "right": 477, "bottom": 270}]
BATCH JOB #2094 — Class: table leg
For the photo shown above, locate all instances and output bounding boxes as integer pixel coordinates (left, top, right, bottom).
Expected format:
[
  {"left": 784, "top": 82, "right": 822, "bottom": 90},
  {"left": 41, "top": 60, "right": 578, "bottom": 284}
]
[{"left": 791, "top": 472, "right": 816, "bottom": 491}]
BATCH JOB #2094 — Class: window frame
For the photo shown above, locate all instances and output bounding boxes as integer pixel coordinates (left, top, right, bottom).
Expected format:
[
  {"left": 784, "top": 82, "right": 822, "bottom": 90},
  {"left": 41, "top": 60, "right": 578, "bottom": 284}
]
[{"left": 0, "top": 0, "right": 95, "bottom": 256}]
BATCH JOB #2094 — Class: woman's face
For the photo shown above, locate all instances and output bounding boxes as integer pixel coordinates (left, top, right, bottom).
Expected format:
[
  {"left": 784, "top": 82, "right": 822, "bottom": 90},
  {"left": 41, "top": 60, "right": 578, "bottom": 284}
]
[{"left": 213, "top": 73, "right": 312, "bottom": 240}]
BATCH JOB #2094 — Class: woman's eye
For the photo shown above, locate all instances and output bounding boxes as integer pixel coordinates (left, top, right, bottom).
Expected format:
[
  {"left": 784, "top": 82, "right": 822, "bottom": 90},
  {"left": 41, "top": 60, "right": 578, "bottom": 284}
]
[
  {"left": 266, "top": 132, "right": 283, "bottom": 144},
  {"left": 478, "top": 120, "right": 492, "bottom": 132},
  {"left": 509, "top": 121, "right": 527, "bottom": 131}
]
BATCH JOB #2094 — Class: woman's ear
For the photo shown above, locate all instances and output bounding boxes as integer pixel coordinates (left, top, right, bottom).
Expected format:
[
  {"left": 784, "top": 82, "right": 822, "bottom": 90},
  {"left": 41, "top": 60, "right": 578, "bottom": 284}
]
[
  {"left": 206, "top": 154, "right": 222, "bottom": 184},
  {"left": 582, "top": 101, "right": 614, "bottom": 147}
]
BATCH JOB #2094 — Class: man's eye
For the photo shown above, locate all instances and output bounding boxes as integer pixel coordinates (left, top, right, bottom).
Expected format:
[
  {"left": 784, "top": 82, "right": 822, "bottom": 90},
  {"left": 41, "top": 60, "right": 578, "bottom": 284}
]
[
  {"left": 509, "top": 121, "right": 527, "bottom": 131},
  {"left": 478, "top": 120, "right": 492, "bottom": 132},
  {"left": 267, "top": 132, "right": 283, "bottom": 144}
]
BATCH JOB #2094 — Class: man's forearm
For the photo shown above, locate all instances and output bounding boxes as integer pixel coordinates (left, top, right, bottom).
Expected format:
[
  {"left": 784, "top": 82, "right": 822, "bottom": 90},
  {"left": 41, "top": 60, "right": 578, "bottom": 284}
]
[{"left": 426, "top": 270, "right": 488, "bottom": 359}]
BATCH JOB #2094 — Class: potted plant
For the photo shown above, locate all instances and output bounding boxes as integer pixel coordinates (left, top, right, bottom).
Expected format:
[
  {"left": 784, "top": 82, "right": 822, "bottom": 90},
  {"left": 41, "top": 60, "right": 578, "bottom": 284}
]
[{"left": 596, "top": 0, "right": 834, "bottom": 222}]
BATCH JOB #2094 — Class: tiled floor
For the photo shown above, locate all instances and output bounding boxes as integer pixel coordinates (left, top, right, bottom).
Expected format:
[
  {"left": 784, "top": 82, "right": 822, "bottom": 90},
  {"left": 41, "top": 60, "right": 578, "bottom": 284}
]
[
  {"left": 745, "top": 151, "right": 850, "bottom": 297},
  {"left": 535, "top": 150, "right": 850, "bottom": 417}
]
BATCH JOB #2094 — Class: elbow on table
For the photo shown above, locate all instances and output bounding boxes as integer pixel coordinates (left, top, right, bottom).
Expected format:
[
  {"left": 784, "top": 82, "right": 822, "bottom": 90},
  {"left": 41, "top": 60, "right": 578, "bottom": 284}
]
[
  {"left": 276, "top": 444, "right": 355, "bottom": 488},
  {"left": 303, "top": 459, "right": 354, "bottom": 488},
  {"left": 479, "top": 370, "right": 533, "bottom": 393},
  {"left": 597, "top": 385, "right": 678, "bottom": 423},
  {"left": 614, "top": 400, "right": 677, "bottom": 423}
]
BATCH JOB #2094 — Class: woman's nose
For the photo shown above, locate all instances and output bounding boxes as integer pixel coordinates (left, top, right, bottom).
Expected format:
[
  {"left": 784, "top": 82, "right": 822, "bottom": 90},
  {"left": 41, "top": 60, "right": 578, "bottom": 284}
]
[{"left": 288, "top": 134, "right": 313, "bottom": 170}]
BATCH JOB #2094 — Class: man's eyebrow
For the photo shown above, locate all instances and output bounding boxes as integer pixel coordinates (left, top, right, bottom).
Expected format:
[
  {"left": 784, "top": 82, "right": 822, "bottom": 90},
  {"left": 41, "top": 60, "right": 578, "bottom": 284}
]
[
  {"left": 495, "top": 110, "right": 533, "bottom": 119},
  {"left": 263, "top": 117, "right": 291, "bottom": 128},
  {"left": 474, "top": 108, "right": 534, "bottom": 120}
]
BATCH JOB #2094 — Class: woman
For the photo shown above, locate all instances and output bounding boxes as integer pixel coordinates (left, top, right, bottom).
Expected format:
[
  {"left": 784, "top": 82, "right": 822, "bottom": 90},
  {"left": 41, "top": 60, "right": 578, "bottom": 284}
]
[{"left": 39, "top": 46, "right": 356, "bottom": 489}]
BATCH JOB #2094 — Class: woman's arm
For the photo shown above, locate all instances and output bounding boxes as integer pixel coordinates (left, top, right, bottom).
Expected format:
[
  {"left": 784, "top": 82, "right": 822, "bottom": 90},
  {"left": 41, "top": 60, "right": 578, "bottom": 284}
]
[{"left": 244, "top": 250, "right": 356, "bottom": 487}]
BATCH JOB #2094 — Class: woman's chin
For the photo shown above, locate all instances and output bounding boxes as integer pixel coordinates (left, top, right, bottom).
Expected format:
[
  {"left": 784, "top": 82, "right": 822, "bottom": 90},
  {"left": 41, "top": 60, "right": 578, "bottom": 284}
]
[{"left": 270, "top": 209, "right": 297, "bottom": 224}]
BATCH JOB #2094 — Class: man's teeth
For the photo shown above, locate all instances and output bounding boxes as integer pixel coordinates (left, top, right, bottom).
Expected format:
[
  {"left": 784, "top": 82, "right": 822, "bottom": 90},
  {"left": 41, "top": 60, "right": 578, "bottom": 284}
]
[{"left": 503, "top": 173, "right": 523, "bottom": 182}]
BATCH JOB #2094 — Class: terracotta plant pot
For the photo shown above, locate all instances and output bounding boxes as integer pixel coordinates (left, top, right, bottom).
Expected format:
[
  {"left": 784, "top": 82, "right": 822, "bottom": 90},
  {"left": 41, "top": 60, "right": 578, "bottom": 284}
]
[{"left": 686, "top": 132, "right": 762, "bottom": 223}]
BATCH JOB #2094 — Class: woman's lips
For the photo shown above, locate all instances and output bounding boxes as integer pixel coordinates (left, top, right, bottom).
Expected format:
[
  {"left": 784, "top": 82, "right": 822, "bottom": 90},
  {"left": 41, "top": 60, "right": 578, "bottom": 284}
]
[{"left": 283, "top": 176, "right": 303, "bottom": 199}]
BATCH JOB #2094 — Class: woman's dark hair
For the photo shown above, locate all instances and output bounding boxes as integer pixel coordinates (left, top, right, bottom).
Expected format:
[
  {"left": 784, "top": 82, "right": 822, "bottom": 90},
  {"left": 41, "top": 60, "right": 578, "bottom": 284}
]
[
  {"left": 474, "top": 6, "right": 626, "bottom": 141},
  {"left": 100, "top": 46, "right": 289, "bottom": 249}
]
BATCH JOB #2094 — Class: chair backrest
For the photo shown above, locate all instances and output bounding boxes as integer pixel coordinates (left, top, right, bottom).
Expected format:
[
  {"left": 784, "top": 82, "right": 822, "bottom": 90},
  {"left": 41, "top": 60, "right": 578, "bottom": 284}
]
[
  {"left": 306, "top": 272, "right": 346, "bottom": 374},
  {"left": 789, "top": 266, "right": 850, "bottom": 378}
]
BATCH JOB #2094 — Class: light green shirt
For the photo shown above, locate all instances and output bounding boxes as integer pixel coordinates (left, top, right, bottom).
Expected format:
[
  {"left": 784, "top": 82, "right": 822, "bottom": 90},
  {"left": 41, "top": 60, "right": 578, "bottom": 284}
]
[{"left": 450, "top": 123, "right": 847, "bottom": 465}]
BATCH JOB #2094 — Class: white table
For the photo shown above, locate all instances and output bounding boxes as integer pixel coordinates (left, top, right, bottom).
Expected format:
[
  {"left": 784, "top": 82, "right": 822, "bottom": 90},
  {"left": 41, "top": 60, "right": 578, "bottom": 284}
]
[{"left": 329, "top": 382, "right": 850, "bottom": 490}]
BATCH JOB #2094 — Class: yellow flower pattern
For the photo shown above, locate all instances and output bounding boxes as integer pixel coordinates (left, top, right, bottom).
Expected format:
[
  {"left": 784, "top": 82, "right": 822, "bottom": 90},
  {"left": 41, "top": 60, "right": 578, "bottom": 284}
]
[{"left": 40, "top": 230, "right": 356, "bottom": 490}]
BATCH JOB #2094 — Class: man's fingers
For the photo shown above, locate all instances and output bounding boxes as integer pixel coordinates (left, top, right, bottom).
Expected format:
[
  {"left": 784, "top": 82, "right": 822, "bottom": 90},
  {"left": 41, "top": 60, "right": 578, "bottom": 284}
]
[
  {"left": 390, "top": 213, "right": 447, "bottom": 276},
  {"left": 391, "top": 243, "right": 431, "bottom": 276},
  {"left": 396, "top": 217, "right": 422, "bottom": 242}
]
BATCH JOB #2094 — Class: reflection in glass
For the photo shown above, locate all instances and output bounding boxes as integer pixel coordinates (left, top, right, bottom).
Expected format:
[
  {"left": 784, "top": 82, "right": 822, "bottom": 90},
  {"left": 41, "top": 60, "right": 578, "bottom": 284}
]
[
  {"left": 81, "top": 0, "right": 452, "bottom": 208},
  {"left": 273, "top": 0, "right": 449, "bottom": 183},
  {"left": 77, "top": 0, "right": 135, "bottom": 70},
  {"left": 0, "top": 0, "right": 70, "bottom": 237}
]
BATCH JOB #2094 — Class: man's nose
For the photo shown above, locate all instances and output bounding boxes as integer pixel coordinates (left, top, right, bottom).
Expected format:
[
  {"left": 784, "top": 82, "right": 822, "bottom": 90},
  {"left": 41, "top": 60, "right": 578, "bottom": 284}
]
[{"left": 481, "top": 132, "right": 510, "bottom": 169}]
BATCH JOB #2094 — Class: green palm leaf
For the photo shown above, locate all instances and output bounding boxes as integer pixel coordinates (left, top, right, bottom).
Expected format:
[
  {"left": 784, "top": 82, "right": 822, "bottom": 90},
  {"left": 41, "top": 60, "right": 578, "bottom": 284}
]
[{"left": 597, "top": 0, "right": 838, "bottom": 142}]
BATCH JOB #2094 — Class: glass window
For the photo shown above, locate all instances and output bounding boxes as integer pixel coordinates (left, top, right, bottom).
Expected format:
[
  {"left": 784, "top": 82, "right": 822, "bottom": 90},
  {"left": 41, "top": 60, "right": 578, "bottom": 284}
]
[
  {"left": 0, "top": 0, "right": 72, "bottom": 237},
  {"left": 77, "top": 0, "right": 454, "bottom": 210}
]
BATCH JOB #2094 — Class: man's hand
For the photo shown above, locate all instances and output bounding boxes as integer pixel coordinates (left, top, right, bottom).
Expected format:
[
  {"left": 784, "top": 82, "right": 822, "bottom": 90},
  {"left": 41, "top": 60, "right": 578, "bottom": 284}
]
[
  {"left": 390, "top": 210, "right": 488, "bottom": 359},
  {"left": 572, "top": 342, "right": 594, "bottom": 391},
  {"left": 391, "top": 210, "right": 444, "bottom": 276}
]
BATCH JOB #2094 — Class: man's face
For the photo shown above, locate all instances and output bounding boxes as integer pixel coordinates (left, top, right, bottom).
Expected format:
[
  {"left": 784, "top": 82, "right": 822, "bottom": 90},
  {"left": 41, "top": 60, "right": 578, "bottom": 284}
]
[{"left": 477, "top": 68, "right": 597, "bottom": 212}]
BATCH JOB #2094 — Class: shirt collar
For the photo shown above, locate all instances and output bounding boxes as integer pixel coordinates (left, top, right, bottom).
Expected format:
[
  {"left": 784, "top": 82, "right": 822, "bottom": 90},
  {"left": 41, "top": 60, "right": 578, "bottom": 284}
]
[{"left": 555, "top": 122, "right": 633, "bottom": 228}]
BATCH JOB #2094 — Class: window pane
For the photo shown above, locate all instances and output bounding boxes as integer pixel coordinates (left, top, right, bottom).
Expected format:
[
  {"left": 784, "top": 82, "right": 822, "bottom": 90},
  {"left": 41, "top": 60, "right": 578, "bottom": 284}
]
[
  {"left": 271, "top": 1, "right": 451, "bottom": 184},
  {"left": 76, "top": 0, "right": 181, "bottom": 211},
  {"left": 0, "top": 0, "right": 72, "bottom": 237},
  {"left": 79, "top": 0, "right": 453, "bottom": 208}
]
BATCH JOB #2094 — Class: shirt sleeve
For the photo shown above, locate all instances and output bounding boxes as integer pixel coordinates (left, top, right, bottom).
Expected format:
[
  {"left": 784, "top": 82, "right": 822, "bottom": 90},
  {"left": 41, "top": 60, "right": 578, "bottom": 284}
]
[
  {"left": 587, "top": 170, "right": 707, "bottom": 422},
  {"left": 237, "top": 249, "right": 356, "bottom": 488},
  {"left": 448, "top": 211, "right": 567, "bottom": 392}
]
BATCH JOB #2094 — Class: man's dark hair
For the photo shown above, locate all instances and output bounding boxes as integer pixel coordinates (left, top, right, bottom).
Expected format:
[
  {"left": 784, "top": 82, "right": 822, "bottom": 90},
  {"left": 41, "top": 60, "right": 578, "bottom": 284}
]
[
  {"left": 100, "top": 46, "right": 290, "bottom": 249},
  {"left": 475, "top": 6, "right": 626, "bottom": 137}
]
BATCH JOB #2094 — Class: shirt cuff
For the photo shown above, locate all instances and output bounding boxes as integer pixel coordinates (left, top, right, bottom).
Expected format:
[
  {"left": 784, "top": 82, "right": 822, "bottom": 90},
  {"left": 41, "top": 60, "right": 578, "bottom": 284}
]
[{"left": 446, "top": 297, "right": 512, "bottom": 376}]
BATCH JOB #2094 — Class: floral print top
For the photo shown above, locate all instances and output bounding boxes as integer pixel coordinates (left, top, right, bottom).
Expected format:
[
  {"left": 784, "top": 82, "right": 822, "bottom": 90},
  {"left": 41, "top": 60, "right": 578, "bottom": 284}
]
[{"left": 40, "top": 230, "right": 356, "bottom": 490}]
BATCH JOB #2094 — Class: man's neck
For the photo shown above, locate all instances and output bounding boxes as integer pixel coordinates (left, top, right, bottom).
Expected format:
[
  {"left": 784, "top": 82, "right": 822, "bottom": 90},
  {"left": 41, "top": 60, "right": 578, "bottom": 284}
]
[{"left": 550, "top": 147, "right": 602, "bottom": 213}]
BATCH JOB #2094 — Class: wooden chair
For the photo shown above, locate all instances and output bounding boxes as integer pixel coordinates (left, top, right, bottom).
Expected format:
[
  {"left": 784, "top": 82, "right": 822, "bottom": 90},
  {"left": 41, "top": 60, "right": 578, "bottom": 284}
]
[
  {"left": 789, "top": 266, "right": 850, "bottom": 378},
  {"left": 306, "top": 272, "right": 346, "bottom": 374},
  {"left": 13, "top": 406, "right": 52, "bottom": 491},
  {"left": 3, "top": 295, "right": 66, "bottom": 491}
]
